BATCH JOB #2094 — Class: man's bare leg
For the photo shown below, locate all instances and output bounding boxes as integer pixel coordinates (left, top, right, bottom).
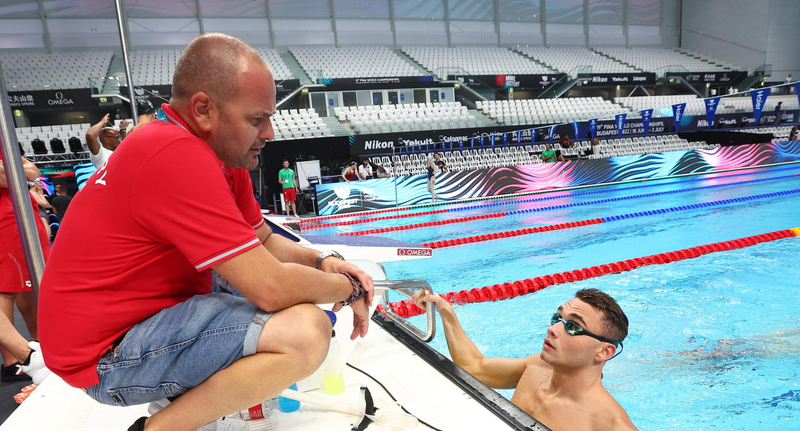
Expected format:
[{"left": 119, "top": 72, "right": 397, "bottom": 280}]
[
  {"left": 15, "top": 291, "right": 38, "bottom": 340},
  {"left": 0, "top": 293, "right": 19, "bottom": 366},
  {"left": 143, "top": 303, "right": 331, "bottom": 430},
  {"left": 0, "top": 311, "right": 33, "bottom": 364},
  {"left": 290, "top": 201, "right": 298, "bottom": 217}
]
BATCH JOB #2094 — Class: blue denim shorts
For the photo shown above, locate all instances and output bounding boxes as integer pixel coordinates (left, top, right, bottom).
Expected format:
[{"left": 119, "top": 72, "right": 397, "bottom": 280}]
[{"left": 86, "top": 292, "right": 271, "bottom": 407}]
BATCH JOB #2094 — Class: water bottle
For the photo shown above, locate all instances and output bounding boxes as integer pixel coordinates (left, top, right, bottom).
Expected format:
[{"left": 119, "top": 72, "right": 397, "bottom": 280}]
[
  {"left": 278, "top": 383, "right": 301, "bottom": 412},
  {"left": 236, "top": 401, "right": 272, "bottom": 420},
  {"left": 322, "top": 330, "right": 345, "bottom": 395}
]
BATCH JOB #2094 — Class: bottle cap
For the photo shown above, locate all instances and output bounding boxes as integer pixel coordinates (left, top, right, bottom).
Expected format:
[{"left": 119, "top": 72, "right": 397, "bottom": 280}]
[{"left": 324, "top": 310, "right": 337, "bottom": 327}]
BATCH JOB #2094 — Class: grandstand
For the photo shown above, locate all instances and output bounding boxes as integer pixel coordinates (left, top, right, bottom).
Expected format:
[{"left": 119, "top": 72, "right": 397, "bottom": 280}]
[
  {"left": 130, "top": 48, "right": 292, "bottom": 86},
  {"left": 0, "top": 51, "right": 113, "bottom": 91},
  {"left": 477, "top": 98, "right": 627, "bottom": 125},
  {"left": 290, "top": 46, "right": 423, "bottom": 80},
  {"left": 618, "top": 94, "right": 799, "bottom": 117},
  {"left": 594, "top": 47, "right": 735, "bottom": 76},
  {"left": 336, "top": 102, "right": 481, "bottom": 134},
  {"left": 272, "top": 108, "right": 333, "bottom": 141},
  {"left": 515, "top": 47, "right": 637, "bottom": 77},
  {"left": 403, "top": 46, "right": 552, "bottom": 79}
]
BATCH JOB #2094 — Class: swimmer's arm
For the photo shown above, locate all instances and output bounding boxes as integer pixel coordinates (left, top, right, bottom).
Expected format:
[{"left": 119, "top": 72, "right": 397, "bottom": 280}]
[
  {"left": 0, "top": 158, "right": 40, "bottom": 188},
  {"left": 416, "top": 292, "right": 529, "bottom": 389}
]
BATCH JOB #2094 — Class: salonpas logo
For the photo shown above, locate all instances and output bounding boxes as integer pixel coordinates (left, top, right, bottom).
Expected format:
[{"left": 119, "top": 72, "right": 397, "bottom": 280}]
[{"left": 48, "top": 92, "right": 74, "bottom": 106}]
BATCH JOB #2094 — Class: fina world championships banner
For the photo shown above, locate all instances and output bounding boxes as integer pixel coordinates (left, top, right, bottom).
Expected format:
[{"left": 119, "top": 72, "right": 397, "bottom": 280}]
[
  {"left": 577, "top": 73, "right": 657, "bottom": 86},
  {"left": 316, "top": 141, "right": 800, "bottom": 215}
]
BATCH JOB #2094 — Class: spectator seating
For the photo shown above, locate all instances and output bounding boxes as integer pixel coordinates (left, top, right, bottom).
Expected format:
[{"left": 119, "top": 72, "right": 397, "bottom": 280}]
[
  {"left": 477, "top": 98, "right": 626, "bottom": 125},
  {"left": 15, "top": 124, "right": 91, "bottom": 155},
  {"left": 131, "top": 48, "right": 292, "bottom": 86},
  {"left": 290, "top": 46, "right": 422, "bottom": 80},
  {"left": 616, "top": 95, "right": 703, "bottom": 117},
  {"left": 588, "top": 135, "right": 717, "bottom": 159},
  {"left": 336, "top": 102, "right": 481, "bottom": 134},
  {"left": 515, "top": 47, "right": 636, "bottom": 76},
  {"left": 272, "top": 108, "right": 333, "bottom": 141},
  {"left": 732, "top": 126, "right": 795, "bottom": 140},
  {"left": 403, "top": 46, "right": 551, "bottom": 79},
  {"left": 594, "top": 48, "right": 732, "bottom": 76},
  {"left": 1, "top": 51, "right": 114, "bottom": 91}
]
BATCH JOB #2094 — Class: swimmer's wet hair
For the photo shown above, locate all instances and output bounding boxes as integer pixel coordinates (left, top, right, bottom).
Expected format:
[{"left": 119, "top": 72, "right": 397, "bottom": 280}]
[{"left": 575, "top": 288, "right": 629, "bottom": 342}]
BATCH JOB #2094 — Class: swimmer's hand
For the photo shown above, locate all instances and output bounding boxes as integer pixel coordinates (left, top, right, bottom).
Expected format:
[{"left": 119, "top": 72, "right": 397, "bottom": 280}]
[{"left": 412, "top": 290, "right": 451, "bottom": 313}]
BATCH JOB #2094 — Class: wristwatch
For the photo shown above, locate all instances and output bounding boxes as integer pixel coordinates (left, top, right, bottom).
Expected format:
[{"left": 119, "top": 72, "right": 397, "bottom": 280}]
[{"left": 316, "top": 250, "right": 344, "bottom": 270}]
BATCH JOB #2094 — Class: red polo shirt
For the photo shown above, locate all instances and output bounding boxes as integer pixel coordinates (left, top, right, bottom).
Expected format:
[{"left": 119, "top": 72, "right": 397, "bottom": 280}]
[{"left": 38, "top": 105, "right": 264, "bottom": 388}]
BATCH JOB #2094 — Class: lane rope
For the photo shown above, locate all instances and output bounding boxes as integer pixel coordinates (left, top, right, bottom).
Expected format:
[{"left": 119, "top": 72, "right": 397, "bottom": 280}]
[
  {"left": 340, "top": 176, "right": 800, "bottom": 237},
  {"left": 420, "top": 187, "right": 800, "bottom": 248},
  {"left": 380, "top": 227, "right": 800, "bottom": 318}
]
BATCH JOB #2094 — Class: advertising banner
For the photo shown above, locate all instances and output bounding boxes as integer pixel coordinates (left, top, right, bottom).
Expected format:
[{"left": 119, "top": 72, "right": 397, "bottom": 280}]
[
  {"left": 316, "top": 76, "right": 436, "bottom": 90},
  {"left": 315, "top": 141, "right": 800, "bottom": 214},
  {"left": 577, "top": 73, "right": 657, "bottom": 86},
  {"left": 615, "top": 113, "right": 627, "bottom": 139},
  {"left": 449, "top": 74, "right": 567, "bottom": 90},
  {"left": 641, "top": 109, "right": 653, "bottom": 137},
  {"left": 666, "top": 71, "right": 747, "bottom": 85},
  {"left": 672, "top": 103, "right": 687, "bottom": 133},
  {"left": 7, "top": 88, "right": 97, "bottom": 110},
  {"left": 704, "top": 97, "right": 720, "bottom": 130},
  {"left": 571, "top": 122, "right": 580, "bottom": 140},
  {"left": 750, "top": 88, "right": 770, "bottom": 125}
]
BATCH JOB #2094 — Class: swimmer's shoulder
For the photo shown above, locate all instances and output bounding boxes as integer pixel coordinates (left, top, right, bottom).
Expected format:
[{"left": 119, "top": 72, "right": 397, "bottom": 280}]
[{"left": 590, "top": 387, "right": 638, "bottom": 431}]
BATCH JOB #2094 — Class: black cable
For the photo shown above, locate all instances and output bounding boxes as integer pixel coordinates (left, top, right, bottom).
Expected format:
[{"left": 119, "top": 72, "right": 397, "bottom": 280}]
[{"left": 346, "top": 362, "right": 446, "bottom": 431}]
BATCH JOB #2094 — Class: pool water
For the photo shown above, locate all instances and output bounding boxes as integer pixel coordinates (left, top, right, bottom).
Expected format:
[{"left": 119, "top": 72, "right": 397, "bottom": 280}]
[{"left": 312, "top": 164, "right": 800, "bottom": 430}]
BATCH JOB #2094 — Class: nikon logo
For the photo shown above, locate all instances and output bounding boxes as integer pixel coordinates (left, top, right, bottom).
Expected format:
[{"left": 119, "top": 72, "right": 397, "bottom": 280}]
[{"left": 364, "top": 140, "right": 393, "bottom": 150}]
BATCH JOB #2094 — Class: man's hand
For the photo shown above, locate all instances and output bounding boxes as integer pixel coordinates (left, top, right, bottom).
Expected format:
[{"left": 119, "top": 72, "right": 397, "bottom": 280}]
[
  {"left": 119, "top": 120, "right": 131, "bottom": 130},
  {"left": 95, "top": 114, "right": 110, "bottom": 128},
  {"left": 339, "top": 296, "right": 370, "bottom": 340},
  {"left": 320, "top": 258, "right": 374, "bottom": 307},
  {"left": 412, "top": 290, "right": 451, "bottom": 313}
]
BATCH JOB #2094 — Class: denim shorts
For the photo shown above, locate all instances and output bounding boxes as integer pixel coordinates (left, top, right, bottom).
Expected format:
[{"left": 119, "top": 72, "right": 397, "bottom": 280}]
[{"left": 86, "top": 292, "right": 271, "bottom": 407}]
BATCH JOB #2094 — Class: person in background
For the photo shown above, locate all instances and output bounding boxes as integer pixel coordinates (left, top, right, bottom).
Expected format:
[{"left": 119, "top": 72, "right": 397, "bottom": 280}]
[
  {"left": 29, "top": 179, "right": 51, "bottom": 238},
  {"left": 591, "top": 138, "right": 601, "bottom": 157},
  {"left": 774, "top": 101, "right": 783, "bottom": 124},
  {"left": 86, "top": 113, "right": 124, "bottom": 169},
  {"left": 358, "top": 158, "right": 374, "bottom": 180},
  {"left": 413, "top": 288, "right": 637, "bottom": 431},
  {"left": 789, "top": 126, "right": 798, "bottom": 141},
  {"left": 541, "top": 143, "right": 556, "bottom": 163},
  {"left": 376, "top": 165, "right": 392, "bottom": 178},
  {"left": 560, "top": 134, "right": 574, "bottom": 149},
  {"left": 51, "top": 184, "right": 72, "bottom": 222},
  {"left": 128, "top": 100, "right": 158, "bottom": 134},
  {"left": 785, "top": 74, "right": 792, "bottom": 84},
  {"left": 0, "top": 155, "right": 50, "bottom": 383},
  {"left": 426, "top": 153, "right": 446, "bottom": 203},
  {"left": 341, "top": 161, "right": 360, "bottom": 182},
  {"left": 278, "top": 159, "right": 299, "bottom": 218}
]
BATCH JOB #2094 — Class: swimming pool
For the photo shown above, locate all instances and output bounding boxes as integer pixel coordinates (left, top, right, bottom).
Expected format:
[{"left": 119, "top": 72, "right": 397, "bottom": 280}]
[{"left": 309, "top": 163, "right": 800, "bottom": 430}]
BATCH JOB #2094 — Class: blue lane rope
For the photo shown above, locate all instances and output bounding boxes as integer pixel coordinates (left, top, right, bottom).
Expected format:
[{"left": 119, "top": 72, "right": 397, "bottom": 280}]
[
  {"left": 502, "top": 174, "right": 800, "bottom": 216},
  {"left": 600, "top": 188, "right": 800, "bottom": 222},
  {"left": 447, "top": 165, "right": 800, "bottom": 213}
]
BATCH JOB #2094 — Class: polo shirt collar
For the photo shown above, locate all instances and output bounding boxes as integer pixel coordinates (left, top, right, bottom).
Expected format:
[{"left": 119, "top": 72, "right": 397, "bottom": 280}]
[{"left": 159, "top": 104, "right": 231, "bottom": 175}]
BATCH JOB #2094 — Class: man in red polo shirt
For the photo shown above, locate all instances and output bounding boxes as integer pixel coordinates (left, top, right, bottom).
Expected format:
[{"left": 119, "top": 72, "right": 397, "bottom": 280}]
[{"left": 38, "top": 33, "right": 374, "bottom": 431}]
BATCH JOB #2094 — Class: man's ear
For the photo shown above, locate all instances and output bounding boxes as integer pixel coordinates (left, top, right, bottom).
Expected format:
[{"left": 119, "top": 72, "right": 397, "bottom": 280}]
[
  {"left": 596, "top": 343, "right": 616, "bottom": 363},
  {"left": 190, "top": 92, "right": 215, "bottom": 133}
]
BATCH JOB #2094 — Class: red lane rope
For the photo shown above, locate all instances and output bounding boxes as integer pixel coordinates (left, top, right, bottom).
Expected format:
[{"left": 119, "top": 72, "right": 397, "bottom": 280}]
[
  {"left": 300, "top": 208, "right": 449, "bottom": 231},
  {"left": 378, "top": 228, "right": 800, "bottom": 318},
  {"left": 339, "top": 212, "right": 508, "bottom": 236},
  {"left": 420, "top": 219, "right": 604, "bottom": 248}
]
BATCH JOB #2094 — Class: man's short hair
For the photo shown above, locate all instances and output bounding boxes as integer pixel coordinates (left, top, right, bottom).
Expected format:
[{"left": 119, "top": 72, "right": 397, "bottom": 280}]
[
  {"left": 574, "top": 289, "right": 628, "bottom": 342},
  {"left": 171, "top": 33, "right": 270, "bottom": 106},
  {"left": 282, "top": 159, "right": 289, "bottom": 163}
]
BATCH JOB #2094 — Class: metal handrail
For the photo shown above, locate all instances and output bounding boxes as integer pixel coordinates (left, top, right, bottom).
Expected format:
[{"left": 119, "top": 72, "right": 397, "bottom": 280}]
[{"left": 377, "top": 279, "right": 436, "bottom": 342}]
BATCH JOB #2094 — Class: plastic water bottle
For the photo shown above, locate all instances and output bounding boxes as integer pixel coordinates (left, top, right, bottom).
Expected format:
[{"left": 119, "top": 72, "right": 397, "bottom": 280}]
[
  {"left": 278, "top": 383, "right": 301, "bottom": 412},
  {"left": 322, "top": 330, "right": 345, "bottom": 395}
]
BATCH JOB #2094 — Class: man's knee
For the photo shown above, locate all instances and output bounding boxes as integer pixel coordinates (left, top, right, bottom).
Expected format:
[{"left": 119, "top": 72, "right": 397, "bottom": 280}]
[{"left": 257, "top": 304, "right": 331, "bottom": 369}]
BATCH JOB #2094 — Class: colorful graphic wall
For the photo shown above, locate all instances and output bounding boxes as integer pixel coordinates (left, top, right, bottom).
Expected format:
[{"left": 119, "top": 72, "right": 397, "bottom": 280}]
[{"left": 315, "top": 141, "right": 800, "bottom": 215}]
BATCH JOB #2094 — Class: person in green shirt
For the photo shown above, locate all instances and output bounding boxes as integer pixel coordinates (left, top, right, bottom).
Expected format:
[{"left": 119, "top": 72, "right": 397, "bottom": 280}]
[
  {"left": 278, "top": 159, "right": 299, "bottom": 217},
  {"left": 541, "top": 144, "right": 556, "bottom": 163}
]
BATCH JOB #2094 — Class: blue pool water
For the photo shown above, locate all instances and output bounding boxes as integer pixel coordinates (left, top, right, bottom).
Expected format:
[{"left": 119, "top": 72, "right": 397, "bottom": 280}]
[{"left": 313, "top": 164, "right": 800, "bottom": 430}]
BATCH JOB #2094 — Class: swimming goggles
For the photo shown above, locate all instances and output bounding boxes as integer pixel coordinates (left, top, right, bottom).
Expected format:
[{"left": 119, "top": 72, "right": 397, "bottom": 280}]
[{"left": 551, "top": 313, "right": 623, "bottom": 349}]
